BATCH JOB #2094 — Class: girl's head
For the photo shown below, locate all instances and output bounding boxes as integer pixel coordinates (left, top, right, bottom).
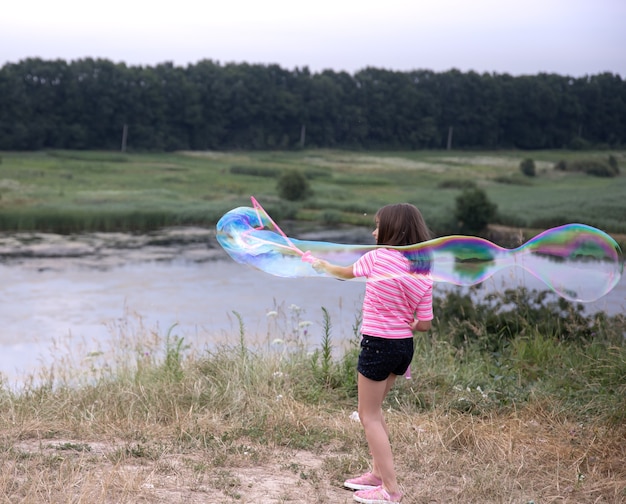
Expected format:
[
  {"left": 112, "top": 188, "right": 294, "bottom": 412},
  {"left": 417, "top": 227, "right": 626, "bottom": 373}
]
[{"left": 374, "top": 203, "right": 431, "bottom": 246}]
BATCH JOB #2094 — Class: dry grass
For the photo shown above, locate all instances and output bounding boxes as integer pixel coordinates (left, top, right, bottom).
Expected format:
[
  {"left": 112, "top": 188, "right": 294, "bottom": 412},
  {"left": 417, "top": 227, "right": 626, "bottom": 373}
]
[
  {"left": 1, "top": 401, "right": 624, "bottom": 503},
  {"left": 1, "top": 305, "right": 625, "bottom": 503}
]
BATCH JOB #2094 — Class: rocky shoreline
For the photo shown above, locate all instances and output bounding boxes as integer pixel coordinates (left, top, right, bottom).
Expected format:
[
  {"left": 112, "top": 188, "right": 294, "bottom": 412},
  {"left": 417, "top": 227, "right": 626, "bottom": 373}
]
[
  {"left": 0, "top": 223, "right": 619, "bottom": 272},
  {"left": 0, "top": 227, "right": 225, "bottom": 270},
  {"left": 0, "top": 224, "right": 376, "bottom": 271}
]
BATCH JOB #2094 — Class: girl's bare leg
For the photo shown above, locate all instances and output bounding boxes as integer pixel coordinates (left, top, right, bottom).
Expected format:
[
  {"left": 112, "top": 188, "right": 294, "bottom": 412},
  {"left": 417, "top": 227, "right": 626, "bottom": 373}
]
[{"left": 358, "top": 372, "right": 399, "bottom": 494}]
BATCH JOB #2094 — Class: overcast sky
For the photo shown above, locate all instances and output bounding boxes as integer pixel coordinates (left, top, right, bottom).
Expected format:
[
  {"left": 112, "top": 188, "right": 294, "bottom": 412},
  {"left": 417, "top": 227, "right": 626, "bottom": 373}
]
[{"left": 2, "top": 0, "right": 625, "bottom": 77}]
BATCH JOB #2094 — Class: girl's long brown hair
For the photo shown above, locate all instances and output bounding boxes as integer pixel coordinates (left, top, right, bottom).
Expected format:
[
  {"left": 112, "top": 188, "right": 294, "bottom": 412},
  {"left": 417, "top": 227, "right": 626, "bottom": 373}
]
[
  {"left": 375, "top": 203, "right": 432, "bottom": 274},
  {"left": 375, "top": 203, "right": 432, "bottom": 246}
]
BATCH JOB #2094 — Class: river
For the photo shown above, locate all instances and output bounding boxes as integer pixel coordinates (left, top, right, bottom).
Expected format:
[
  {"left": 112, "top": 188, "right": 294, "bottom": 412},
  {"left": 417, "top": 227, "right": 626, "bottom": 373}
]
[{"left": 0, "top": 227, "right": 623, "bottom": 386}]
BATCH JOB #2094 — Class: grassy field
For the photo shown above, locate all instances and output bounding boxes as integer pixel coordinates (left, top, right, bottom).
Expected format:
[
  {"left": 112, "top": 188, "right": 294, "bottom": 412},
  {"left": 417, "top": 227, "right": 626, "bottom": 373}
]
[
  {"left": 0, "top": 149, "right": 625, "bottom": 237},
  {"left": 0, "top": 294, "right": 625, "bottom": 503},
  {"left": 0, "top": 148, "right": 625, "bottom": 503}
]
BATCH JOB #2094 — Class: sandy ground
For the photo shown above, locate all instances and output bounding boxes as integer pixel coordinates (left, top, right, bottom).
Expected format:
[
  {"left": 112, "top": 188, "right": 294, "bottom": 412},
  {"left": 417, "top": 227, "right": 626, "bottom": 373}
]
[{"left": 13, "top": 438, "right": 356, "bottom": 503}]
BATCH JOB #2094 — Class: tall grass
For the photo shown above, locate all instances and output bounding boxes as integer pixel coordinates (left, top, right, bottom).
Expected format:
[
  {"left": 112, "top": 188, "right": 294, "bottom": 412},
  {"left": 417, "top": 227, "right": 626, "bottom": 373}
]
[{"left": 0, "top": 289, "right": 624, "bottom": 502}]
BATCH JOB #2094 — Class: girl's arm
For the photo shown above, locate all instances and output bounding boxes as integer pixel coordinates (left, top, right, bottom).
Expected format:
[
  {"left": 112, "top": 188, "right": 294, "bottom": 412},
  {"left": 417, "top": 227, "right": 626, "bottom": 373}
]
[{"left": 313, "top": 259, "right": 355, "bottom": 280}]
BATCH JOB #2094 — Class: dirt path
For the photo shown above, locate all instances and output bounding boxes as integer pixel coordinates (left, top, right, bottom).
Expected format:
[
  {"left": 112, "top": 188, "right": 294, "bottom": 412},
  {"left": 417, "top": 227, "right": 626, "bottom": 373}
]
[{"left": 13, "top": 438, "right": 354, "bottom": 503}]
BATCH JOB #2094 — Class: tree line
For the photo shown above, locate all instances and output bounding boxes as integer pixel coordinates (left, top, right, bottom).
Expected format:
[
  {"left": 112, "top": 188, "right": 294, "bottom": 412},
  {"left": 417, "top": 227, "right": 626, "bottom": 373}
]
[{"left": 0, "top": 58, "right": 624, "bottom": 151}]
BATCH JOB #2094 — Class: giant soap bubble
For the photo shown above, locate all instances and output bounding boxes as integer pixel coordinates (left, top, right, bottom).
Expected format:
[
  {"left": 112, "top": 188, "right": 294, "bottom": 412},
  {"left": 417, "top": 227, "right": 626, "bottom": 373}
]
[{"left": 216, "top": 198, "right": 624, "bottom": 303}]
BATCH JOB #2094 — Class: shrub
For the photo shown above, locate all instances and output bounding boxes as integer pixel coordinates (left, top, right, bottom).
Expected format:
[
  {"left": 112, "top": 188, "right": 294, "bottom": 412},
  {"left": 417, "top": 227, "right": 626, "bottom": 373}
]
[
  {"left": 432, "top": 287, "right": 623, "bottom": 353},
  {"left": 276, "top": 170, "right": 311, "bottom": 201},
  {"left": 519, "top": 158, "right": 536, "bottom": 177},
  {"left": 552, "top": 158, "right": 618, "bottom": 177},
  {"left": 454, "top": 188, "right": 498, "bottom": 234},
  {"left": 583, "top": 161, "right": 617, "bottom": 177}
]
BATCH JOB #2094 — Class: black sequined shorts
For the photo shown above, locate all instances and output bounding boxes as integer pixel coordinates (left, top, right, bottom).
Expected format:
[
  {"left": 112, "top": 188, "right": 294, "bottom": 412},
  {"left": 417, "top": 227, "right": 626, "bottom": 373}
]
[{"left": 357, "top": 335, "right": 414, "bottom": 381}]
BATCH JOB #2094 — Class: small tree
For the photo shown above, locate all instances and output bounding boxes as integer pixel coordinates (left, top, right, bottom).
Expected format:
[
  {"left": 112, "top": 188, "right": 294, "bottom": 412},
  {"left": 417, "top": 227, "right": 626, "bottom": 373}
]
[
  {"left": 277, "top": 170, "right": 311, "bottom": 201},
  {"left": 519, "top": 158, "right": 536, "bottom": 177},
  {"left": 455, "top": 188, "right": 497, "bottom": 234}
]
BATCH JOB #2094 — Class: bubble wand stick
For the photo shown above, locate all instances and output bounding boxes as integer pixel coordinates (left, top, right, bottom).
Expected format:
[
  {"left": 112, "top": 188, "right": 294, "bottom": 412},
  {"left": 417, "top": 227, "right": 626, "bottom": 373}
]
[{"left": 249, "top": 197, "right": 315, "bottom": 263}]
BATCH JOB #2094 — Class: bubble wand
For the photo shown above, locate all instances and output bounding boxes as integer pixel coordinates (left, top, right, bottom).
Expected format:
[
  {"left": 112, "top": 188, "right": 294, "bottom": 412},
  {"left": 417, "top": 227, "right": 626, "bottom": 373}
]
[{"left": 248, "top": 196, "right": 316, "bottom": 263}]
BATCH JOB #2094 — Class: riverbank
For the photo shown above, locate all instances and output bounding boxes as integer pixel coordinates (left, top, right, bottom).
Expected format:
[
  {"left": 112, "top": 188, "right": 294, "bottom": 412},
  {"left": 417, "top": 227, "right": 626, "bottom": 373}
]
[
  {"left": 2, "top": 320, "right": 625, "bottom": 503},
  {"left": 1, "top": 224, "right": 624, "bottom": 385}
]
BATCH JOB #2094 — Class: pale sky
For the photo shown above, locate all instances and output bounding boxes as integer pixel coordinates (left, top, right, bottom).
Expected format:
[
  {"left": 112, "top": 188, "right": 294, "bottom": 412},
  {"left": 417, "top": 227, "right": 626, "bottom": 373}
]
[{"left": 2, "top": 0, "right": 625, "bottom": 77}]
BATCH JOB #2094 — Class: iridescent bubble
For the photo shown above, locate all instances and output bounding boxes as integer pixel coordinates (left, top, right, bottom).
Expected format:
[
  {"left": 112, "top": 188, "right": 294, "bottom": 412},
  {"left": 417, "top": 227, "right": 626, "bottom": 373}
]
[{"left": 216, "top": 198, "right": 624, "bottom": 303}]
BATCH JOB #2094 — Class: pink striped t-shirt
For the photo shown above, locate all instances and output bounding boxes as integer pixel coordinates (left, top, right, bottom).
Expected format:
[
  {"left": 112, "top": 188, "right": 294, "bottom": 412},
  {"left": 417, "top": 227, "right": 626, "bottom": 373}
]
[{"left": 353, "top": 248, "right": 433, "bottom": 339}]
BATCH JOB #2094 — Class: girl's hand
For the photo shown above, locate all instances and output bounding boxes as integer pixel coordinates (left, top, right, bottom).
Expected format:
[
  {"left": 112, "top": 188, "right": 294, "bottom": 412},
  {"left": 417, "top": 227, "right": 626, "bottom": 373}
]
[
  {"left": 311, "top": 259, "right": 355, "bottom": 280},
  {"left": 410, "top": 319, "right": 432, "bottom": 332},
  {"left": 312, "top": 259, "right": 328, "bottom": 273}
]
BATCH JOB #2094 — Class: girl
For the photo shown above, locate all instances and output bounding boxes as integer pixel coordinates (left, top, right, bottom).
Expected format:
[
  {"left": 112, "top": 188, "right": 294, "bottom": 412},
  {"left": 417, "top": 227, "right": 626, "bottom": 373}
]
[{"left": 312, "top": 203, "right": 433, "bottom": 504}]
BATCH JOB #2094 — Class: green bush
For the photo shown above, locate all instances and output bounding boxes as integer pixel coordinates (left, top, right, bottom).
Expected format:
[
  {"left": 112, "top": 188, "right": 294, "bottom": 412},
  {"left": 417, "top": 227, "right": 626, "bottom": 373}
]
[
  {"left": 584, "top": 161, "right": 616, "bottom": 177},
  {"left": 553, "top": 159, "right": 618, "bottom": 177},
  {"left": 433, "top": 287, "right": 623, "bottom": 353},
  {"left": 519, "top": 158, "right": 536, "bottom": 177},
  {"left": 454, "top": 188, "right": 497, "bottom": 234},
  {"left": 276, "top": 170, "right": 311, "bottom": 201}
]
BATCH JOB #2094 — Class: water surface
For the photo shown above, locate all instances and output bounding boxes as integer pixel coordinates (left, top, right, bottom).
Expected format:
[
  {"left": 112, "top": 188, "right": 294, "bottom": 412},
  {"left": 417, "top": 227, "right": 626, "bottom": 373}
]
[{"left": 1, "top": 228, "right": 623, "bottom": 385}]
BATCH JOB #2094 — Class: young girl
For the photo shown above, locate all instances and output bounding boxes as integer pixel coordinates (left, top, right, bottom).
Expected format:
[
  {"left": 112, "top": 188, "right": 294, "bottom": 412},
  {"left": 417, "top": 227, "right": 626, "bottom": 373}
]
[{"left": 312, "top": 203, "right": 433, "bottom": 504}]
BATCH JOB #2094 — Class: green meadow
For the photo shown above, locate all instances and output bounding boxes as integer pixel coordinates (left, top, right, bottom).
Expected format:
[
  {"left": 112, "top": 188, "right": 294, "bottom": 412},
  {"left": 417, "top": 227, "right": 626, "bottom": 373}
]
[
  {"left": 0, "top": 149, "right": 625, "bottom": 503},
  {"left": 0, "top": 149, "right": 625, "bottom": 237}
]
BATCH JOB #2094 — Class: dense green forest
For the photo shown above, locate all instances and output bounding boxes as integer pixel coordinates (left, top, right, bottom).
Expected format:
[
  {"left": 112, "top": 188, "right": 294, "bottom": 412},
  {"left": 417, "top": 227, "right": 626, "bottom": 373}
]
[{"left": 0, "top": 58, "right": 624, "bottom": 151}]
